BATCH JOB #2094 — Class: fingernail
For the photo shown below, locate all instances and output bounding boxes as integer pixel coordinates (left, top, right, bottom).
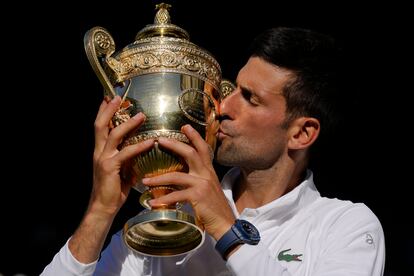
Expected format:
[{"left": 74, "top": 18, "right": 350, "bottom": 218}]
[
  {"left": 111, "top": 95, "right": 121, "bottom": 103},
  {"left": 143, "top": 139, "right": 154, "bottom": 145},
  {"left": 182, "top": 124, "right": 193, "bottom": 132},
  {"left": 132, "top": 112, "right": 145, "bottom": 120},
  {"left": 142, "top": 178, "right": 150, "bottom": 184},
  {"left": 158, "top": 137, "right": 167, "bottom": 142}
]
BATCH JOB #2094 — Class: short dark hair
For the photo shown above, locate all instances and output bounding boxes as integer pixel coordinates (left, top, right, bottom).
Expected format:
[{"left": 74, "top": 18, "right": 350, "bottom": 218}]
[{"left": 249, "top": 27, "right": 342, "bottom": 135}]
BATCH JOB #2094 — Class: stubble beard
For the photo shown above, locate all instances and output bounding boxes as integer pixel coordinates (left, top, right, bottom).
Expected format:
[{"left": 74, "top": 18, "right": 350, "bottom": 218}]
[
  {"left": 216, "top": 139, "right": 260, "bottom": 168},
  {"left": 216, "top": 137, "right": 284, "bottom": 170},
  {"left": 216, "top": 141, "right": 239, "bottom": 166}
]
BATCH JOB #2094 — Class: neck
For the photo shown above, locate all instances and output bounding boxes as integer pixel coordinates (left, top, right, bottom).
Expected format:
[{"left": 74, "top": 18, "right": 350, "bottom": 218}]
[{"left": 233, "top": 153, "right": 307, "bottom": 213}]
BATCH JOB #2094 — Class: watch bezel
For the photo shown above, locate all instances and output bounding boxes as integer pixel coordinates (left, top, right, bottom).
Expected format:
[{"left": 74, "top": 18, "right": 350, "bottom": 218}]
[{"left": 232, "top": 219, "right": 260, "bottom": 245}]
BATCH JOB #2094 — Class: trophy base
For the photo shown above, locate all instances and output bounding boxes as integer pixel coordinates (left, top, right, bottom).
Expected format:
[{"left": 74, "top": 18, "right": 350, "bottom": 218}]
[{"left": 123, "top": 209, "right": 204, "bottom": 257}]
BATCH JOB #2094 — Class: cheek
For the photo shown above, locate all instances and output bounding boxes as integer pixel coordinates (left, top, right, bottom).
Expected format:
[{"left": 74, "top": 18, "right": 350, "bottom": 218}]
[
  {"left": 245, "top": 113, "right": 282, "bottom": 134},
  {"left": 243, "top": 115, "right": 287, "bottom": 149}
]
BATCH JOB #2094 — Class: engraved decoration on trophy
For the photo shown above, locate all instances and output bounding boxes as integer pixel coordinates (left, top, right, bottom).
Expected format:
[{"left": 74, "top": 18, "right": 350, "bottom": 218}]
[{"left": 84, "top": 3, "right": 234, "bottom": 256}]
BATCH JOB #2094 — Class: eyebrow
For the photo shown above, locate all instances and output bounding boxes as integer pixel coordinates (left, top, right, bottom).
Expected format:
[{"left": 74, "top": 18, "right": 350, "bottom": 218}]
[{"left": 236, "top": 81, "right": 255, "bottom": 96}]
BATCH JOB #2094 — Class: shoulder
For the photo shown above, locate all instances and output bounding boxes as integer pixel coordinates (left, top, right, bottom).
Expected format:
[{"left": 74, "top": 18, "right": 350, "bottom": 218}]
[
  {"left": 98, "top": 231, "right": 129, "bottom": 263},
  {"left": 95, "top": 230, "right": 145, "bottom": 274},
  {"left": 102, "top": 230, "right": 128, "bottom": 255},
  {"left": 314, "top": 197, "right": 382, "bottom": 228},
  {"left": 308, "top": 198, "right": 385, "bottom": 274},
  {"left": 310, "top": 197, "right": 384, "bottom": 246}
]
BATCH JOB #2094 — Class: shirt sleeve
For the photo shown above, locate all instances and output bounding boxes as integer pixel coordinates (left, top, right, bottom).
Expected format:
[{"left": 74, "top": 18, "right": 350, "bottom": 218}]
[
  {"left": 40, "top": 238, "right": 97, "bottom": 276},
  {"left": 41, "top": 231, "right": 145, "bottom": 276},
  {"left": 313, "top": 203, "right": 385, "bottom": 276}
]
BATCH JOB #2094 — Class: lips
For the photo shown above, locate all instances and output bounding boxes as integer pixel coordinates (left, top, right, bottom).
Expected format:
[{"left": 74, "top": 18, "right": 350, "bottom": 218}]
[{"left": 217, "top": 127, "right": 230, "bottom": 141}]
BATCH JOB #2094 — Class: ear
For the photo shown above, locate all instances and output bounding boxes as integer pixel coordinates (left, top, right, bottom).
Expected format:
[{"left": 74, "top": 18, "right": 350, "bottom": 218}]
[{"left": 287, "top": 117, "right": 320, "bottom": 150}]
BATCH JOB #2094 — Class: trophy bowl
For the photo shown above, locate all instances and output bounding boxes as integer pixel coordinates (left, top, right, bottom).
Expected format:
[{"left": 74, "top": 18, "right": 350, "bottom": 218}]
[{"left": 83, "top": 3, "right": 227, "bottom": 256}]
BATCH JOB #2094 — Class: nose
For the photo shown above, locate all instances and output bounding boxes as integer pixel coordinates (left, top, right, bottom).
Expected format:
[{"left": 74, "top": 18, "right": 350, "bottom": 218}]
[{"left": 219, "top": 88, "right": 239, "bottom": 121}]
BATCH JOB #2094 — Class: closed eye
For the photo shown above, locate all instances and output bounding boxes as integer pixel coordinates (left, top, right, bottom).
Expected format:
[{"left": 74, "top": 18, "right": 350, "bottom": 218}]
[{"left": 241, "top": 88, "right": 259, "bottom": 105}]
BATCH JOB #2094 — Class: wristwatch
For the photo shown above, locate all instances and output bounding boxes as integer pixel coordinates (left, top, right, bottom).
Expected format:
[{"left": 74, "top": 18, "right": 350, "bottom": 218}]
[{"left": 215, "top": 219, "right": 260, "bottom": 259}]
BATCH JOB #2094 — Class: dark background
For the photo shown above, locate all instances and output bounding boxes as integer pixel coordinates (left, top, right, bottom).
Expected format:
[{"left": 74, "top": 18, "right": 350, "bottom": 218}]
[{"left": 1, "top": 0, "right": 411, "bottom": 275}]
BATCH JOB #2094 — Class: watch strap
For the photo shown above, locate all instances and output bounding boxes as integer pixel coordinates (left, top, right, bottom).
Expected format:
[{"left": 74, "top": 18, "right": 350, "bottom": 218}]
[{"left": 215, "top": 224, "right": 241, "bottom": 259}]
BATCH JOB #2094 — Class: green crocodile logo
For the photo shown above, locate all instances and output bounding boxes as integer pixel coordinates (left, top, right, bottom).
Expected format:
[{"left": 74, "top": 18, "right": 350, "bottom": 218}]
[{"left": 278, "top": 248, "right": 302, "bottom": 262}]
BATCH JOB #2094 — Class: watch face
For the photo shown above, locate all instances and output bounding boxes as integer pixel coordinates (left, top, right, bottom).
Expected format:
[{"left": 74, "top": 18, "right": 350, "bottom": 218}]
[{"left": 236, "top": 219, "right": 260, "bottom": 244}]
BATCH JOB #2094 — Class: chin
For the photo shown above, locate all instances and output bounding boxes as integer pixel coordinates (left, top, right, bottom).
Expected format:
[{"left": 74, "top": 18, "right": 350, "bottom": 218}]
[{"left": 216, "top": 149, "right": 240, "bottom": 167}]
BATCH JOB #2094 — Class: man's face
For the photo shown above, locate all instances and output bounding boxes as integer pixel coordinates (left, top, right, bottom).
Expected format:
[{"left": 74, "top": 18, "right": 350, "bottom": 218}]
[{"left": 216, "top": 57, "right": 294, "bottom": 169}]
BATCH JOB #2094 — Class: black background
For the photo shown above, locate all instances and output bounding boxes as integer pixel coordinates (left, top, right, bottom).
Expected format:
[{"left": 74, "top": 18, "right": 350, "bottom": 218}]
[{"left": 1, "top": 0, "right": 411, "bottom": 275}]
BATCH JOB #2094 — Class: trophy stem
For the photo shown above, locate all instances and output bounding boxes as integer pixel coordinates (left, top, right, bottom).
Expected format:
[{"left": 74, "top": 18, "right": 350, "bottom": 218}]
[{"left": 139, "top": 186, "right": 178, "bottom": 210}]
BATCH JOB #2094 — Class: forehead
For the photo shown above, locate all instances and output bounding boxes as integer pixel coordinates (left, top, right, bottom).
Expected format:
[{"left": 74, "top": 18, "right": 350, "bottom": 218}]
[{"left": 237, "top": 57, "right": 294, "bottom": 95}]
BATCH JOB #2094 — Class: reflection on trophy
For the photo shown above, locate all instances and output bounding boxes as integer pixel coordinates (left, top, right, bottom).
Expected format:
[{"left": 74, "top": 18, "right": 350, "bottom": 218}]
[{"left": 83, "top": 3, "right": 234, "bottom": 256}]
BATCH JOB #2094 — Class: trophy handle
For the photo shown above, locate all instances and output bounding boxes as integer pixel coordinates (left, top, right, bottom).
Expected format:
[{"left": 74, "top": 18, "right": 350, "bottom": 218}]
[
  {"left": 84, "top": 27, "right": 117, "bottom": 98},
  {"left": 178, "top": 88, "right": 217, "bottom": 126},
  {"left": 220, "top": 79, "right": 236, "bottom": 99}
]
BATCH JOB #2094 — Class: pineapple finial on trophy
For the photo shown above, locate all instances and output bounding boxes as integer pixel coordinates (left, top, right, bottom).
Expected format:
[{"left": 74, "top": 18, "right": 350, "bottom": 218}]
[
  {"left": 135, "top": 2, "right": 189, "bottom": 40},
  {"left": 155, "top": 3, "right": 172, "bottom": 24}
]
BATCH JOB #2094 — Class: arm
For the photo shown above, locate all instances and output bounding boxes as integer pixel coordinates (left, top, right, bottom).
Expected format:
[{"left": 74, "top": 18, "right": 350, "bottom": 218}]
[{"left": 41, "top": 96, "right": 154, "bottom": 275}]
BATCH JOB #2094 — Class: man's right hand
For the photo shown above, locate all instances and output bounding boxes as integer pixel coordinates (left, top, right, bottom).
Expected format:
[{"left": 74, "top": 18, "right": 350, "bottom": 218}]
[
  {"left": 68, "top": 96, "right": 154, "bottom": 264},
  {"left": 89, "top": 95, "right": 154, "bottom": 216}
]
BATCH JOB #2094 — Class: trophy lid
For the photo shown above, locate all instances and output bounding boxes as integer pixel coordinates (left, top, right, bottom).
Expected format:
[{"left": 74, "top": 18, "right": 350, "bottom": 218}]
[
  {"left": 135, "top": 3, "right": 190, "bottom": 40},
  {"left": 105, "top": 3, "right": 221, "bottom": 91}
]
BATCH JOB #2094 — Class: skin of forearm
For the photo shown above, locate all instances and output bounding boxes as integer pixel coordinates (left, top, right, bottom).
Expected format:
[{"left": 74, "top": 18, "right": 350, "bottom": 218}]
[{"left": 68, "top": 208, "right": 116, "bottom": 264}]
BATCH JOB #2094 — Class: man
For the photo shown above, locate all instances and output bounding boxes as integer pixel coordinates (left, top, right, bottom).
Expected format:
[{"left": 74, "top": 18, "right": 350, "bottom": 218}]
[{"left": 42, "top": 27, "right": 385, "bottom": 275}]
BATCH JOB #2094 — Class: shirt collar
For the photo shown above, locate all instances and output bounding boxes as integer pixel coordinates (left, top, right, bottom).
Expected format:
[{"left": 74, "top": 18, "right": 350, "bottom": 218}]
[{"left": 221, "top": 167, "right": 320, "bottom": 225}]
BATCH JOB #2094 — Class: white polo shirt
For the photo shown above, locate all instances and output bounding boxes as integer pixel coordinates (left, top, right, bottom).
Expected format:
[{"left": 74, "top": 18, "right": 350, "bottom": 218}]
[{"left": 41, "top": 168, "right": 385, "bottom": 275}]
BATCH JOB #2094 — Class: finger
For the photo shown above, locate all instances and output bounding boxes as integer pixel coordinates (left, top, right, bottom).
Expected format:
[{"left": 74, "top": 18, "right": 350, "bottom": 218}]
[
  {"left": 103, "top": 112, "right": 146, "bottom": 154},
  {"left": 93, "top": 100, "right": 109, "bottom": 161},
  {"left": 114, "top": 139, "right": 155, "bottom": 163},
  {"left": 94, "top": 97, "right": 112, "bottom": 140},
  {"left": 95, "top": 95, "right": 121, "bottom": 128},
  {"left": 181, "top": 124, "right": 214, "bottom": 164},
  {"left": 142, "top": 172, "right": 201, "bottom": 188},
  {"left": 149, "top": 189, "right": 192, "bottom": 208},
  {"left": 97, "top": 98, "right": 108, "bottom": 115},
  {"left": 94, "top": 96, "right": 121, "bottom": 153},
  {"left": 157, "top": 137, "right": 205, "bottom": 172}
]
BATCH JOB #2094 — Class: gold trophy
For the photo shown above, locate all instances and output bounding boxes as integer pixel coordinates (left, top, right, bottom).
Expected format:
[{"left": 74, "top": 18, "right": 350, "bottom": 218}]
[{"left": 84, "top": 3, "right": 233, "bottom": 256}]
